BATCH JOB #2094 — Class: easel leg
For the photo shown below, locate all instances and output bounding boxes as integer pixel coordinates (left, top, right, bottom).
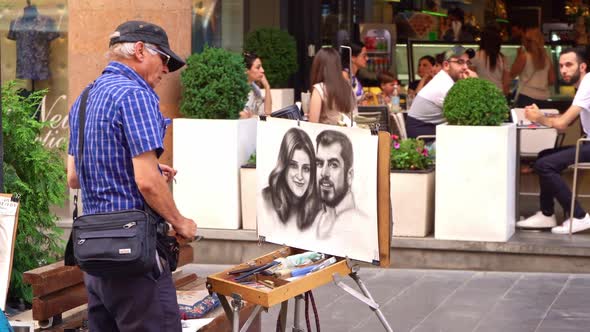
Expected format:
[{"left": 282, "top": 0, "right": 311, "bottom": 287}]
[
  {"left": 278, "top": 300, "right": 289, "bottom": 332},
  {"left": 349, "top": 272, "right": 394, "bottom": 332},
  {"left": 333, "top": 272, "right": 394, "bottom": 332},
  {"left": 293, "top": 294, "right": 304, "bottom": 332}
]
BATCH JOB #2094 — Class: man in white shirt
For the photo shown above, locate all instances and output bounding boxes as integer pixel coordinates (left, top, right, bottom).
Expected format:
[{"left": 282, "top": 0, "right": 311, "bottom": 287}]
[
  {"left": 517, "top": 47, "right": 590, "bottom": 234},
  {"left": 406, "top": 45, "right": 477, "bottom": 138}
]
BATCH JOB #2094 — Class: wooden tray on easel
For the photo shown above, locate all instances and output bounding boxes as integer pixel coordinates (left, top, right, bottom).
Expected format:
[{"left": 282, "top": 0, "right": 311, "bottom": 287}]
[{"left": 207, "top": 129, "right": 391, "bottom": 309}]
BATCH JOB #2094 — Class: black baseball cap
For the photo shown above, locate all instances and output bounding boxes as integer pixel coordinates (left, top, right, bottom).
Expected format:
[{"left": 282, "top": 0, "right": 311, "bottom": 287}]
[
  {"left": 443, "top": 45, "right": 475, "bottom": 61},
  {"left": 109, "top": 20, "right": 185, "bottom": 72}
]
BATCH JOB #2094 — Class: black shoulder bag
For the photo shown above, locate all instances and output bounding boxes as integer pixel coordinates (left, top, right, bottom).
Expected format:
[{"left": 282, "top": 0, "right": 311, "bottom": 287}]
[{"left": 64, "top": 85, "right": 160, "bottom": 277}]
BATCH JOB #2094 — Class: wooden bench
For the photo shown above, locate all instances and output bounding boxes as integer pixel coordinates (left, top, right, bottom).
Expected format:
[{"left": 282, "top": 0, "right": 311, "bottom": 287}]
[{"left": 22, "top": 244, "right": 196, "bottom": 325}]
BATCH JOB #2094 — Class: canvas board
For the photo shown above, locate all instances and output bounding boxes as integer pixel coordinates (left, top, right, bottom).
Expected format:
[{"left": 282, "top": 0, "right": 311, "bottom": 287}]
[
  {"left": 257, "top": 119, "right": 379, "bottom": 262},
  {"left": 0, "top": 195, "right": 19, "bottom": 311}
]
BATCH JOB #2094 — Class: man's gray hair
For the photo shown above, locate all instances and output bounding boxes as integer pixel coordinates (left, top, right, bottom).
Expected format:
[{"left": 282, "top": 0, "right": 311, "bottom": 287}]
[{"left": 106, "top": 36, "right": 158, "bottom": 60}]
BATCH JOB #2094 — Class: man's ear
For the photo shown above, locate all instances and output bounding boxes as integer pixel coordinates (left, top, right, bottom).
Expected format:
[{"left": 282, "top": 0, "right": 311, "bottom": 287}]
[
  {"left": 347, "top": 168, "right": 353, "bottom": 187},
  {"left": 134, "top": 42, "right": 145, "bottom": 62},
  {"left": 581, "top": 62, "right": 588, "bottom": 74}
]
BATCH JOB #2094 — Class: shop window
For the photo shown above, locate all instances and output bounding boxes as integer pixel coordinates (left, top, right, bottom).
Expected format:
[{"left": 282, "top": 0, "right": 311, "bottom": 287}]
[{"left": 1, "top": 0, "right": 69, "bottom": 221}]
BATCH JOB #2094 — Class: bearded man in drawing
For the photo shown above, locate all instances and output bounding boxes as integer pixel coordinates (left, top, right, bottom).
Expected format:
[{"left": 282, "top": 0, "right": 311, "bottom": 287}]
[{"left": 314, "top": 130, "right": 369, "bottom": 239}]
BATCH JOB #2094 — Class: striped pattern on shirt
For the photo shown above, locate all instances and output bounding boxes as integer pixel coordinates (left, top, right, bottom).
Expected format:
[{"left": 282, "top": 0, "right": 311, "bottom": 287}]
[{"left": 68, "top": 62, "right": 166, "bottom": 214}]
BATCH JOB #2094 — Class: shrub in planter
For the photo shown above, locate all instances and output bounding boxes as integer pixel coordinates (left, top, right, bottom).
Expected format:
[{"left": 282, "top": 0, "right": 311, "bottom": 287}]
[
  {"left": 2, "top": 81, "right": 66, "bottom": 302},
  {"left": 390, "top": 135, "right": 434, "bottom": 171},
  {"left": 390, "top": 135, "right": 435, "bottom": 237},
  {"left": 180, "top": 46, "right": 251, "bottom": 119},
  {"left": 443, "top": 77, "right": 509, "bottom": 126},
  {"left": 436, "top": 77, "right": 515, "bottom": 242},
  {"left": 243, "top": 27, "right": 298, "bottom": 87}
]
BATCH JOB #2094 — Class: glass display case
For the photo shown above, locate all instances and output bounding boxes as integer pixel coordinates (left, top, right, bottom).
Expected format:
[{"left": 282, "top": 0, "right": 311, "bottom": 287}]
[{"left": 395, "top": 40, "right": 573, "bottom": 100}]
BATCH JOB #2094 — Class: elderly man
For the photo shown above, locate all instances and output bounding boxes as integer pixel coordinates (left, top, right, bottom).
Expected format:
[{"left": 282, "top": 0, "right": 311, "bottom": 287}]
[
  {"left": 67, "top": 21, "right": 197, "bottom": 331},
  {"left": 406, "top": 45, "right": 477, "bottom": 138},
  {"left": 517, "top": 47, "right": 590, "bottom": 234}
]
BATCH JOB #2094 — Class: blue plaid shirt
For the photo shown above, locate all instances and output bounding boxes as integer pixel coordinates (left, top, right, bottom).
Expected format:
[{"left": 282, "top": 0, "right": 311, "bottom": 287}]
[{"left": 68, "top": 62, "right": 167, "bottom": 214}]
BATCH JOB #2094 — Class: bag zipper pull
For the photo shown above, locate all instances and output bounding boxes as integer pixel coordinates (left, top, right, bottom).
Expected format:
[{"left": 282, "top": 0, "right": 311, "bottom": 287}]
[{"left": 123, "top": 222, "right": 137, "bottom": 229}]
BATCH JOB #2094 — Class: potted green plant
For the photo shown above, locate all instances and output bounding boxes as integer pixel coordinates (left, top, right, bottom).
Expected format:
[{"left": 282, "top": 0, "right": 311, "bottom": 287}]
[
  {"left": 243, "top": 27, "right": 298, "bottom": 111},
  {"left": 435, "top": 77, "right": 515, "bottom": 242},
  {"left": 390, "top": 136, "right": 435, "bottom": 237},
  {"left": 174, "top": 46, "right": 256, "bottom": 229},
  {"left": 240, "top": 152, "right": 257, "bottom": 230},
  {"left": 2, "top": 82, "right": 66, "bottom": 304}
]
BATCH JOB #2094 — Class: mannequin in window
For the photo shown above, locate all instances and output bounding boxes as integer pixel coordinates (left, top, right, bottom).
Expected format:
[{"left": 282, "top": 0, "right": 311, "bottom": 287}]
[{"left": 7, "top": 1, "right": 60, "bottom": 90}]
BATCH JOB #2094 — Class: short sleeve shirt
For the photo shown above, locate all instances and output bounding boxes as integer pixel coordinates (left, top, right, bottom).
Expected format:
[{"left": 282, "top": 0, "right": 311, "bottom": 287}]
[
  {"left": 7, "top": 15, "right": 59, "bottom": 80},
  {"left": 68, "top": 62, "right": 167, "bottom": 214},
  {"left": 572, "top": 74, "right": 590, "bottom": 136}
]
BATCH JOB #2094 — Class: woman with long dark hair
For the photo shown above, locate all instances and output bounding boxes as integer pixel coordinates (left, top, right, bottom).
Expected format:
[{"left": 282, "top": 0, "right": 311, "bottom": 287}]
[
  {"left": 262, "top": 127, "right": 320, "bottom": 230},
  {"left": 471, "top": 25, "right": 510, "bottom": 95},
  {"left": 308, "top": 47, "right": 356, "bottom": 126}
]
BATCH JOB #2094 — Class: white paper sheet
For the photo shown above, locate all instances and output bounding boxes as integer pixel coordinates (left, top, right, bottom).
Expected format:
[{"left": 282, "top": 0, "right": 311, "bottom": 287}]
[
  {"left": 0, "top": 196, "right": 19, "bottom": 311},
  {"left": 181, "top": 318, "right": 214, "bottom": 331},
  {"left": 257, "top": 119, "right": 379, "bottom": 263}
]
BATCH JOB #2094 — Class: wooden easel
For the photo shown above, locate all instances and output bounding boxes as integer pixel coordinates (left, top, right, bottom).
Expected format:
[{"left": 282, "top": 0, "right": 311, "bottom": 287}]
[{"left": 207, "top": 131, "right": 393, "bottom": 332}]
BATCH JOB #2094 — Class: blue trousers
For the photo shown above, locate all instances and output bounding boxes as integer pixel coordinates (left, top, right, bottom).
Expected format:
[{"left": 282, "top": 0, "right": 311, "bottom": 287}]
[
  {"left": 534, "top": 143, "right": 590, "bottom": 218},
  {"left": 84, "top": 258, "right": 182, "bottom": 332}
]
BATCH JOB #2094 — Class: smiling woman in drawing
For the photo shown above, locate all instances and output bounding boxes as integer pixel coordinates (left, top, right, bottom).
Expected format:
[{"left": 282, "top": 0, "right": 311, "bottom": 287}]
[{"left": 262, "top": 127, "right": 321, "bottom": 230}]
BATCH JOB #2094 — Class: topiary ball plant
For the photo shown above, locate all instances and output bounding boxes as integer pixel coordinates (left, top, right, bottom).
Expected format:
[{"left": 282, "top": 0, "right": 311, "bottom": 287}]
[
  {"left": 243, "top": 27, "right": 298, "bottom": 87},
  {"left": 180, "top": 46, "right": 250, "bottom": 119},
  {"left": 443, "top": 77, "right": 509, "bottom": 126}
]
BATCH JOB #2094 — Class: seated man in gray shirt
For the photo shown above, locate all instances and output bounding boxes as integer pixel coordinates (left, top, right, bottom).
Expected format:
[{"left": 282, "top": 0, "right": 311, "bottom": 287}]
[{"left": 406, "top": 46, "right": 477, "bottom": 138}]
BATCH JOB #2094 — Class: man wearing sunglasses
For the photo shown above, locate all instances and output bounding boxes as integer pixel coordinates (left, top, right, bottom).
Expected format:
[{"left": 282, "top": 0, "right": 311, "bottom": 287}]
[
  {"left": 67, "top": 20, "right": 196, "bottom": 331},
  {"left": 406, "top": 45, "right": 477, "bottom": 139}
]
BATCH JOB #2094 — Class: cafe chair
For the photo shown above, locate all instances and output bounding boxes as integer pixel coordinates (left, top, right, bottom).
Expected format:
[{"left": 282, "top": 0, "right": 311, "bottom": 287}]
[
  {"left": 568, "top": 136, "right": 590, "bottom": 235},
  {"left": 390, "top": 112, "right": 407, "bottom": 139}
]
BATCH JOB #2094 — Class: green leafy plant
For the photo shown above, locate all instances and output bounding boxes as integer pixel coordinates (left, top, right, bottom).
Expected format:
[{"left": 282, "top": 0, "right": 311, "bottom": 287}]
[
  {"left": 247, "top": 152, "right": 256, "bottom": 166},
  {"left": 180, "top": 46, "right": 250, "bottom": 119},
  {"left": 2, "top": 81, "right": 66, "bottom": 303},
  {"left": 243, "top": 27, "right": 298, "bottom": 87},
  {"left": 443, "top": 77, "right": 509, "bottom": 126},
  {"left": 390, "top": 135, "right": 434, "bottom": 170}
]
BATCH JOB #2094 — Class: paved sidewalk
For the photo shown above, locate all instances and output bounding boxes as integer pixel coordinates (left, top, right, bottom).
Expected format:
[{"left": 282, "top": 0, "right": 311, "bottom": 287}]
[{"left": 188, "top": 265, "right": 590, "bottom": 332}]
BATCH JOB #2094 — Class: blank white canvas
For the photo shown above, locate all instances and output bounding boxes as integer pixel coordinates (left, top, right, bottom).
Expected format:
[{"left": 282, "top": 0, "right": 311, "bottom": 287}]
[
  {"left": 257, "top": 119, "right": 379, "bottom": 263},
  {"left": 0, "top": 197, "right": 18, "bottom": 311}
]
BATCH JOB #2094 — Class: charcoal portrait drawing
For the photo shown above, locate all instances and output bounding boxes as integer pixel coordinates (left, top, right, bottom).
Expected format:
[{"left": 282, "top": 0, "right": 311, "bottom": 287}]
[
  {"left": 262, "top": 127, "right": 321, "bottom": 230},
  {"left": 257, "top": 120, "right": 379, "bottom": 263}
]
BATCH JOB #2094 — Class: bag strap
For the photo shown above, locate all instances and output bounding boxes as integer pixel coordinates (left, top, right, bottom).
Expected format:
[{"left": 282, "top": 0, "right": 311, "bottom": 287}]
[
  {"left": 75, "top": 84, "right": 93, "bottom": 206},
  {"left": 65, "top": 85, "right": 92, "bottom": 266}
]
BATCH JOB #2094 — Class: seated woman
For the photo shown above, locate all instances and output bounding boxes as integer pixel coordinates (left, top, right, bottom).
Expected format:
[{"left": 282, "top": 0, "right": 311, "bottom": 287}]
[
  {"left": 241, "top": 52, "right": 272, "bottom": 118},
  {"left": 262, "top": 127, "right": 320, "bottom": 231},
  {"left": 407, "top": 55, "right": 435, "bottom": 97},
  {"left": 308, "top": 47, "right": 357, "bottom": 126}
]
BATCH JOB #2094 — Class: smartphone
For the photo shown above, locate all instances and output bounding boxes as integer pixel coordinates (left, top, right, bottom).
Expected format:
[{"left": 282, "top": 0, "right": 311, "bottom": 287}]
[{"left": 340, "top": 45, "right": 352, "bottom": 77}]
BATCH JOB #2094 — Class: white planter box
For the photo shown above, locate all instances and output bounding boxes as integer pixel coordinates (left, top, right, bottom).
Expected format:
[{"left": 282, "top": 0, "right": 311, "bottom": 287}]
[
  {"left": 435, "top": 123, "right": 516, "bottom": 242},
  {"left": 173, "top": 118, "right": 257, "bottom": 229},
  {"left": 391, "top": 168, "right": 435, "bottom": 237},
  {"left": 240, "top": 166, "right": 257, "bottom": 230}
]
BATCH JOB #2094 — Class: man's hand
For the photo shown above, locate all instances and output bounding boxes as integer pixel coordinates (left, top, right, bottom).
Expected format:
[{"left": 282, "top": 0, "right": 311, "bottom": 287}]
[
  {"left": 159, "top": 163, "right": 177, "bottom": 183},
  {"left": 524, "top": 103, "right": 543, "bottom": 122},
  {"left": 460, "top": 68, "right": 478, "bottom": 79},
  {"left": 172, "top": 217, "right": 197, "bottom": 240}
]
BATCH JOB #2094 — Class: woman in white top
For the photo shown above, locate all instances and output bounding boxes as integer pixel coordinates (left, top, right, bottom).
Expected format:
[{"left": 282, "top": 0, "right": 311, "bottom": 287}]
[
  {"left": 308, "top": 47, "right": 356, "bottom": 126},
  {"left": 510, "top": 28, "right": 556, "bottom": 108},
  {"left": 240, "top": 52, "right": 272, "bottom": 118},
  {"left": 471, "top": 25, "right": 510, "bottom": 96}
]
